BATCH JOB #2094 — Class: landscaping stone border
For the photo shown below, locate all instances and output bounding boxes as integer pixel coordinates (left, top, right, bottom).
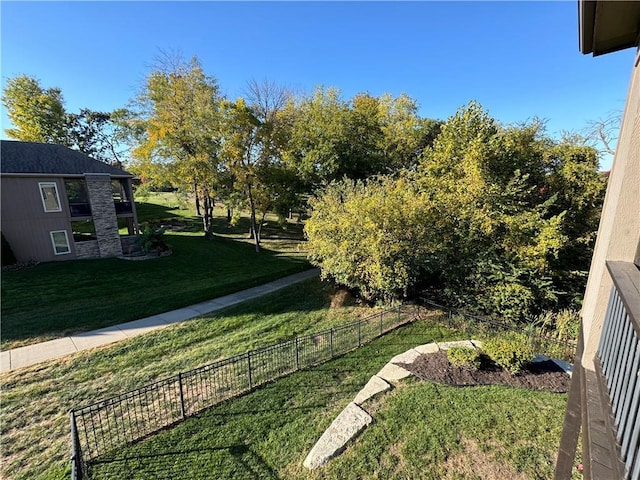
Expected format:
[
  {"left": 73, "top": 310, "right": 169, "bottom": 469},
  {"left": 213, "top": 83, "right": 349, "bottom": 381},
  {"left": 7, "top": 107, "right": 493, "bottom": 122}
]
[{"left": 302, "top": 339, "right": 572, "bottom": 469}]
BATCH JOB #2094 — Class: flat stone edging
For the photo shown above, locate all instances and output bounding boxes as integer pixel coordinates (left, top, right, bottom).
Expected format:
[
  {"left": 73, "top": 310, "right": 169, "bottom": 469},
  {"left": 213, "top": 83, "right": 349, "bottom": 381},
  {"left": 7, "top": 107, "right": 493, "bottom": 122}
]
[{"left": 302, "top": 339, "right": 573, "bottom": 469}]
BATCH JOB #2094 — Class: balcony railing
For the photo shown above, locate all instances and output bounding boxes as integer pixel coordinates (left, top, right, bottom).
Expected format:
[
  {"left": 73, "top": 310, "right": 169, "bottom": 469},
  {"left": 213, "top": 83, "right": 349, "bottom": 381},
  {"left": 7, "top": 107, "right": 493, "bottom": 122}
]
[
  {"left": 114, "top": 201, "right": 133, "bottom": 215},
  {"left": 595, "top": 261, "right": 640, "bottom": 479},
  {"left": 69, "top": 203, "right": 92, "bottom": 217},
  {"left": 556, "top": 261, "right": 640, "bottom": 480}
]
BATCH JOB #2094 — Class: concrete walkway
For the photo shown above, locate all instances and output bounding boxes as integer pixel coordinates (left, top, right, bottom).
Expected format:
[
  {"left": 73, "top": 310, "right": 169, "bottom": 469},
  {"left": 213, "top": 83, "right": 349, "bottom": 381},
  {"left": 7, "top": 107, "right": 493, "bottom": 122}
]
[{"left": 1, "top": 269, "right": 320, "bottom": 373}]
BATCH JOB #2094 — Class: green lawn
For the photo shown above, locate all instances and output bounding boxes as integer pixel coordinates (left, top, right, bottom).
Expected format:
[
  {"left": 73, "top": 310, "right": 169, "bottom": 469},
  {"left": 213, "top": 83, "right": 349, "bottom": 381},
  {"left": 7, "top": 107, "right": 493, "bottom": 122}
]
[
  {"left": 1, "top": 193, "right": 309, "bottom": 350},
  {"left": 0, "top": 278, "right": 386, "bottom": 480},
  {"left": 89, "top": 323, "right": 569, "bottom": 480},
  {"left": 0, "top": 277, "right": 573, "bottom": 480}
]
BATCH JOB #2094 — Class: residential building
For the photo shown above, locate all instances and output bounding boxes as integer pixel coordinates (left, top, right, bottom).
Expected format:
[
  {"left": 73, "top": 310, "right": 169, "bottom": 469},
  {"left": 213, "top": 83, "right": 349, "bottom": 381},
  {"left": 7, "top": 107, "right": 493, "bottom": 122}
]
[{"left": 1, "top": 140, "right": 139, "bottom": 263}]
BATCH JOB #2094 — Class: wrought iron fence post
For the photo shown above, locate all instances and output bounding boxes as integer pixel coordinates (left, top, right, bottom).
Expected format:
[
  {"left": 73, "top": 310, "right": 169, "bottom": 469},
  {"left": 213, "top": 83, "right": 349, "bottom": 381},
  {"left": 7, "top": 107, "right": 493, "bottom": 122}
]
[
  {"left": 330, "top": 329, "right": 334, "bottom": 358},
  {"left": 358, "top": 320, "right": 362, "bottom": 346},
  {"left": 397, "top": 304, "right": 401, "bottom": 325},
  {"left": 379, "top": 311, "right": 383, "bottom": 335},
  {"left": 178, "top": 373, "right": 186, "bottom": 421},
  {"left": 295, "top": 336, "right": 300, "bottom": 370},
  {"left": 247, "top": 351, "right": 253, "bottom": 389},
  {"left": 70, "top": 411, "right": 82, "bottom": 480}
]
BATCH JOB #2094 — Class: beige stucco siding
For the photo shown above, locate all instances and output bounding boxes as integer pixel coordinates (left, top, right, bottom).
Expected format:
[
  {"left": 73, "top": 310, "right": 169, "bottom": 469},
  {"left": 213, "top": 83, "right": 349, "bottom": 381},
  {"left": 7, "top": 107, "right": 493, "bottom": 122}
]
[{"left": 580, "top": 48, "right": 640, "bottom": 367}]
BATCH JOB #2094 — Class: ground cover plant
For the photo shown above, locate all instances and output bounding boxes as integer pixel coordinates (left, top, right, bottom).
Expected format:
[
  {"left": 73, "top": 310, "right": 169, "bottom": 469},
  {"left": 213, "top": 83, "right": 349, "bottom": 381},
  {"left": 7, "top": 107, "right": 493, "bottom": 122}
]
[
  {"left": 88, "top": 327, "right": 569, "bottom": 480},
  {"left": 1, "top": 194, "right": 308, "bottom": 350},
  {"left": 447, "top": 345, "right": 481, "bottom": 370},
  {"left": 1, "top": 278, "right": 391, "bottom": 480}
]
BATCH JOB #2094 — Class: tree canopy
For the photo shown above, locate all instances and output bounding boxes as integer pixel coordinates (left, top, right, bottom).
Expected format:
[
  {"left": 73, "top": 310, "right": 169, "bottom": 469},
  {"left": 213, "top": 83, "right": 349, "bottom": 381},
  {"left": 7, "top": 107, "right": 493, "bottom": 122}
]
[
  {"left": 305, "top": 102, "right": 606, "bottom": 321},
  {"left": 2, "top": 75, "right": 128, "bottom": 165},
  {"left": 3, "top": 67, "right": 607, "bottom": 320},
  {"left": 2, "top": 75, "right": 68, "bottom": 144}
]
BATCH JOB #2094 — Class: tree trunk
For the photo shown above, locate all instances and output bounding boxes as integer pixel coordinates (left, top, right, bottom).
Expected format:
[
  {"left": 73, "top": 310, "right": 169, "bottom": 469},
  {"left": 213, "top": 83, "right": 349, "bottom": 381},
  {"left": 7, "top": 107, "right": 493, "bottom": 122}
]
[
  {"left": 194, "top": 183, "right": 201, "bottom": 216},
  {"left": 246, "top": 183, "right": 260, "bottom": 252},
  {"left": 257, "top": 211, "right": 267, "bottom": 244},
  {"left": 202, "top": 191, "right": 214, "bottom": 239},
  {"left": 227, "top": 207, "right": 232, "bottom": 224}
]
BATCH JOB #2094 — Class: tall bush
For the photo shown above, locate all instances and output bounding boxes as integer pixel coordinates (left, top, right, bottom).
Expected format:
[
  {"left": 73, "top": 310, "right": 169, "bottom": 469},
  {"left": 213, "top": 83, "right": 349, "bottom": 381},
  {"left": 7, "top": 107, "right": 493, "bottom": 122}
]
[{"left": 305, "top": 102, "right": 605, "bottom": 322}]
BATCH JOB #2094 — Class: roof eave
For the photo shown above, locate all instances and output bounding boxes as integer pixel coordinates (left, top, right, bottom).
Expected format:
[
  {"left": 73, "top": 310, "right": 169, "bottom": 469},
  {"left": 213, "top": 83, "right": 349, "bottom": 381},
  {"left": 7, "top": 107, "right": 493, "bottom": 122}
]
[{"left": 579, "top": 0, "right": 640, "bottom": 56}]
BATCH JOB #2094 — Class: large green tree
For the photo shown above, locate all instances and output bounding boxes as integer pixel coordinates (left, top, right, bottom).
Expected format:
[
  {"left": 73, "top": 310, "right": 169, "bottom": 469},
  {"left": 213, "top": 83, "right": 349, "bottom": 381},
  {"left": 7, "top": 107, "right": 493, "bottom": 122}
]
[
  {"left": 219, "top": 80, "right": 293, "bottom": 251},
  {"left": 2, "top": 75, "right": 127, "bottom": 165},
  {"left": 66, "top": 108, "right": 129, "bottom": 165},
  {"left": 2, "top": 75, "right": 68, "bottom": 144},
  {"left": 129, "top": 55, "right": 223, "bottom": 238},
  {"left": 282, "top": 87, "right": 441, "bottom": 184}
]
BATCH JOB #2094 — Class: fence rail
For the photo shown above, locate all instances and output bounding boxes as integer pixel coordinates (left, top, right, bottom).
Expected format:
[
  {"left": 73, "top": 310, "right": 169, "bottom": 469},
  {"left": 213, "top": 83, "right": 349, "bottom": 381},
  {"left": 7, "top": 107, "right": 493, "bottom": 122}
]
[
  {"left": 418, "top": 298, "right": 577, "bottom": 362},
  {"left": 70, "top": 304, "right": 417, "bottom": 479}
]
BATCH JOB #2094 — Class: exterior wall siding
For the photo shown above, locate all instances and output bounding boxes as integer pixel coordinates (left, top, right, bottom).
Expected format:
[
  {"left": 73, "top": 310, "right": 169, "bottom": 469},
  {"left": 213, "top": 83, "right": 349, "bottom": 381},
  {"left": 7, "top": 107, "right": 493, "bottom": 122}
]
[
  {"left": 1, "top": 176, "right": 76, "bottom": 262},
  {"left": 581, "top": 48, "right": 640, "bottom": 368},
  {"left": 1, "top": 174, "right": 137, "bottom": 263}
]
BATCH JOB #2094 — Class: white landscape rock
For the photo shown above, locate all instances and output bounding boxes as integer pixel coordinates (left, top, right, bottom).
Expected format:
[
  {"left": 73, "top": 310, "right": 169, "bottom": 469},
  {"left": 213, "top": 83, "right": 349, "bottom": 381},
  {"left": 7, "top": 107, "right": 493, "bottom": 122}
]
[
  {"left": 303, "top": 402, "right": 372, "bottom": 469},
  {"left": 376, "top": 362, "right": 413, "bottom": 382},
  {"left": 437, "top": 340, "right": 476, "bottom": 350},
  {"left": 414, "top": 343, "right": 439, "bottom": 355},
  {"left": 389, "top": 348, "right": 422, "bottom": 365},
  {"left": 353, "top": 375, "right": 391, "bottom": 405}
]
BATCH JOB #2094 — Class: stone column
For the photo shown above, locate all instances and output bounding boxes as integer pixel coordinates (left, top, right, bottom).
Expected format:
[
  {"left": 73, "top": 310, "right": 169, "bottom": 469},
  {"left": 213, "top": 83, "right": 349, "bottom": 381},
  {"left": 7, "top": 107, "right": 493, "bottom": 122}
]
[{"left": 85, "top": 174, "right": 123, "bottom": 257}]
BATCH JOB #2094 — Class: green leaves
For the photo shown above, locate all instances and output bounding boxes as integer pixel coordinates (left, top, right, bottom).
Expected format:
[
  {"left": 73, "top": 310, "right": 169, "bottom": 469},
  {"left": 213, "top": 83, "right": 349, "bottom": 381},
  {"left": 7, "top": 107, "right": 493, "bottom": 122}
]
[
  {"left": 305, "top": 177, "right": 433, "bottom": 301},
  {"left": 306, "top": 102, "right": 604, "bottom": 322},
  {"left": 2, "top": 75, "right": 69, "bottom": 144}
]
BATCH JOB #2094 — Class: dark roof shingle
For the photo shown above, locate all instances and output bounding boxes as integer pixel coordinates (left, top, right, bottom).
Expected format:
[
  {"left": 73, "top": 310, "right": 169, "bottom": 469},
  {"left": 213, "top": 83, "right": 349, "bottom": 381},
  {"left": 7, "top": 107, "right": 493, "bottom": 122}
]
[{"left": 0, "top": 140, "right": 132, "bottom": 177}]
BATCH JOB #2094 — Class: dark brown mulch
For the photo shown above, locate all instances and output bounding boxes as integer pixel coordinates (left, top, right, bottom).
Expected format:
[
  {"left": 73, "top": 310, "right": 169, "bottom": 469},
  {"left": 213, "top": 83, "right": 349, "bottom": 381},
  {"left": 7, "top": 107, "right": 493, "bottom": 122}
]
[{"left": 398, "top": 350, "right": 571, "bottom": 393}]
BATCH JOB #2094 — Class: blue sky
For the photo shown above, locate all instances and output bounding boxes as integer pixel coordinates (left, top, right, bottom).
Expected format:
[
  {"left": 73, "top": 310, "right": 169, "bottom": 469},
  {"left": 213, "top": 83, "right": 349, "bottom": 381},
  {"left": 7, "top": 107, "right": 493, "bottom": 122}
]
[{"left": 1, "top": 1, "right": 636, "bottom": 170}]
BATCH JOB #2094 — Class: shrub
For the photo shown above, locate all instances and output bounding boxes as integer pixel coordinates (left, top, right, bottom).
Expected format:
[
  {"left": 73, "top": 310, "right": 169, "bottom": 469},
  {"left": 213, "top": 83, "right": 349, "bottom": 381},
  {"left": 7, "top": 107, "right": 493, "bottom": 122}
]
[
  {"left": 447, "top": 346, "right": 481, "bottom": 370},
  {"left": 482, "top": 332, "right": 535, "bottom": 375},
  {"left": 135, "top": 224, "right": 169, "bottom": 254}
]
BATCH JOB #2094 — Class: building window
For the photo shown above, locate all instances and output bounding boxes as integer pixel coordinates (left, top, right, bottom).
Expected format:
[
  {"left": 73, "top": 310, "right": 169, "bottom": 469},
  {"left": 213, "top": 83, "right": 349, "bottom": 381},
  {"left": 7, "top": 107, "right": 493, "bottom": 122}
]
[
  {"left": 39, "top": 182, "right": 62, "bottom": 212},
  {"left": 65, "top": 179, "right": 91, "bottom": 216},
  {"left": 50, "top": 230, "right": 71, "bottom": 255}
]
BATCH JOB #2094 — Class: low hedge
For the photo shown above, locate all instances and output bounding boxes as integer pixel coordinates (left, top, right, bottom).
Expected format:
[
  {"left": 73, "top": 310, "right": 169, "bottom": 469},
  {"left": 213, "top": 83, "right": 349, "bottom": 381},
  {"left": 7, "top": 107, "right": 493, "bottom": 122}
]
[{"left": 482, "top": 332, "right": 535, "bottom": 375}]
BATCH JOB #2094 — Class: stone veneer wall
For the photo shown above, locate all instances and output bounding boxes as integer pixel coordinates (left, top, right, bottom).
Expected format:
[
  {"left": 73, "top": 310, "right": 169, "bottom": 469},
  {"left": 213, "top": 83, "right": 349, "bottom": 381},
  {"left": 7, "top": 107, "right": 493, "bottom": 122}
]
[
  {"left": 75, "top": 240, "right": 100, "bottom": 259},
  {"left": 85, "top": 174, "right": 123, "bottom": 258}
]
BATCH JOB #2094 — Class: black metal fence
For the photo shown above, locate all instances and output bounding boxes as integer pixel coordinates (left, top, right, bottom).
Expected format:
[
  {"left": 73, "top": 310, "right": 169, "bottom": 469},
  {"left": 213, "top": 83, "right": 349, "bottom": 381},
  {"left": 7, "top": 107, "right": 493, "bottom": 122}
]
[
  {"left": 419, "top": 298, "right": 577, "bottom": 362},
  {"left": 70, "top": 304, "right": 418, "bottom": 479}
]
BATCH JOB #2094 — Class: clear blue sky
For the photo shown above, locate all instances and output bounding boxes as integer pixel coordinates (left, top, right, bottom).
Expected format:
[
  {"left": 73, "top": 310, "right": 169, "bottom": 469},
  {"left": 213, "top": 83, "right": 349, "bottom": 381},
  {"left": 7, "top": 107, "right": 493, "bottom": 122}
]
[{"left": 1, "top": 1, "right": 636, "bottom": 170}]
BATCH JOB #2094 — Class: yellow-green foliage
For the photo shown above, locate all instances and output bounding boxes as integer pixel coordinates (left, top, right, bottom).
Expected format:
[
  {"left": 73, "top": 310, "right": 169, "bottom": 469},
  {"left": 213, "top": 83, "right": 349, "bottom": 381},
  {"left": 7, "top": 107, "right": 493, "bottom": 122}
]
[
  {"left": 447, "top": 346, "right": 481, "bottom": 370},
  {"left": 482, "top": 332, "right": 535, "bottom": 375},
  {"left": 305, "top": 176, "right": 433, "bottom": 300},
  {"left": 305, "top": 102, "right": 605, "bottom": 320}
]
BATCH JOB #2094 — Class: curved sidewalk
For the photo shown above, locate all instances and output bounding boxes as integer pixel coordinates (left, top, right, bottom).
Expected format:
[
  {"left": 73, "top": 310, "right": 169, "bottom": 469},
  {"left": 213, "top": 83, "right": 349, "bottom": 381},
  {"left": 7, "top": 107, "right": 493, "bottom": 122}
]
[{"left": 1, "top": 269, "right": 320, "bottom": 373}]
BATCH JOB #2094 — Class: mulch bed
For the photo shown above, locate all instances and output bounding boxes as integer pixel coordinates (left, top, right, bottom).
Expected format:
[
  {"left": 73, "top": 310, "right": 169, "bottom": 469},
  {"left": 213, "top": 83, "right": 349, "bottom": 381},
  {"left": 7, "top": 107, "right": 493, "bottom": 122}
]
[{"left": 398, "top": 350, "right": 571, "bottom": 393}]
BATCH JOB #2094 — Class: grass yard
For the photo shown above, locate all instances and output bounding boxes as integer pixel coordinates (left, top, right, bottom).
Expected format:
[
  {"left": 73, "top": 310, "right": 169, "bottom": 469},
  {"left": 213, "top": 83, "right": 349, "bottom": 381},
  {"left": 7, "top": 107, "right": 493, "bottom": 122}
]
[
  {"left": 89, "top": 326, "right": 569, "bottom": 480},
  {"left": 1, "top": 193, "right": 309, "bottom": 350},
  {"left": 0, "top": 278, "right": 392, "bottom": 480}
]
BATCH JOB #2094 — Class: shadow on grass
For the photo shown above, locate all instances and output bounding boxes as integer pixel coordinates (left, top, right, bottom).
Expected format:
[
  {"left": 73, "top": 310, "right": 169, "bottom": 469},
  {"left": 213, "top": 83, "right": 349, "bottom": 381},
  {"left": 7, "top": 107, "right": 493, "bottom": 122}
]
[
  {"left": 135, "top": 201, "right": 198, "bottom": 224},
  {"left": 91, "top": 443, "right": 279, "bottom": 480}
]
